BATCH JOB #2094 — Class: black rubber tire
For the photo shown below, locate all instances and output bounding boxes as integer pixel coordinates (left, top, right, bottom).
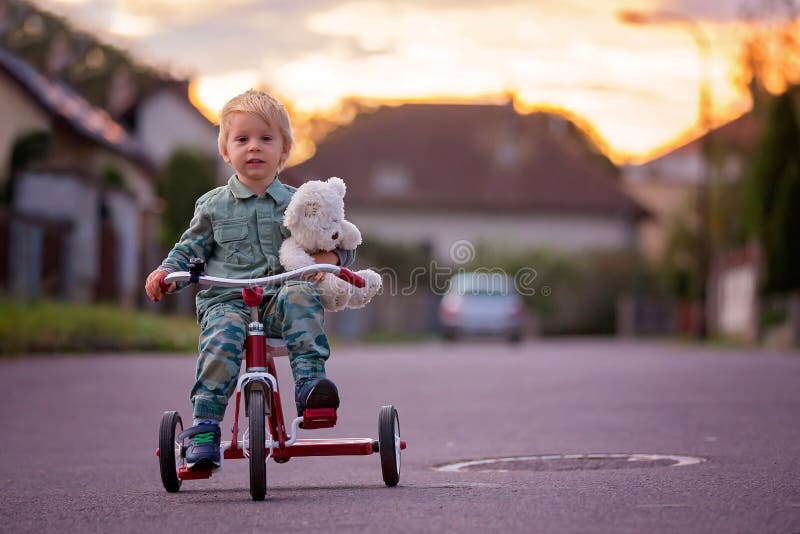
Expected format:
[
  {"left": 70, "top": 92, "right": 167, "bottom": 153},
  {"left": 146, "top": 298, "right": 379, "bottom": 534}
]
[
  {"left": 248, "top": 389, "right": 267, "bottom": 501},
  {"left": 158, "top": 411, "right": 183, "bottom": 493},
  {"left": 378, "top": 405, "right": 401, "bottom": 487}
]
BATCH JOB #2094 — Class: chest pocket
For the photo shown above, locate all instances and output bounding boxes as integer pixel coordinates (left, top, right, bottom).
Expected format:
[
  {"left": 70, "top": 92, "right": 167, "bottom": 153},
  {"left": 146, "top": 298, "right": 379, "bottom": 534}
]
[{"left": 213, "top": 217, "right": 254, "bottom": 265}]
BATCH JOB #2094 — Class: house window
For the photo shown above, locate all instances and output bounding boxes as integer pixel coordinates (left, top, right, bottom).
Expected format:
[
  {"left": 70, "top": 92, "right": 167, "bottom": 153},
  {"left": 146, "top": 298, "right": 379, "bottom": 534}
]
[
  {"left": 494, "top": 141, "right": 519, "bottom": 168},
  {"left": 371, "top": 163, "right": 411, "bottom": 196}
]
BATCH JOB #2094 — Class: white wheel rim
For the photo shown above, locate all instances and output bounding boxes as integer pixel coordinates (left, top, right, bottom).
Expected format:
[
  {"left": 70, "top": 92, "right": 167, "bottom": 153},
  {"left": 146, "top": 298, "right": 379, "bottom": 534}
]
[
  {"left": 175, "top": 421, "right": 185, "bottom": 471},
  {"left": 393, "top": 415, "right": 401, "bottom": 474}
]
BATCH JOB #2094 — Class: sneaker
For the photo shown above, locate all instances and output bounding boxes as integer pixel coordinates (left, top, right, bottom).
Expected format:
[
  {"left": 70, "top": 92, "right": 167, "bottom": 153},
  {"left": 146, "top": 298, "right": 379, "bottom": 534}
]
[
  {"left": 295, "top": 377, "right": 340, "bottom": 417},
  {"left": 177, "top": 423, "right": 221, "bottom": 470}
]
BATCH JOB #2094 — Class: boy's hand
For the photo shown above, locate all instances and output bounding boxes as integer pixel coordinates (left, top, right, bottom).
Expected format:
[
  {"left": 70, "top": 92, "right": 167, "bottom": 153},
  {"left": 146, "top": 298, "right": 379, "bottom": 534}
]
[
  {"left": 308, "top": 251, "right": 339, "bottom": 282},
  {"left": 145, "top": 269, "right": 174, "bottom": 302}
]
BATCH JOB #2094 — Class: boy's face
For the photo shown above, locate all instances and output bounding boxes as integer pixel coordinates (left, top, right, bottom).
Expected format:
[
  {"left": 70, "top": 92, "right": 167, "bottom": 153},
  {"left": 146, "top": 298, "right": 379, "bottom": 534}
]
[{"left": 221, "top": 111, "right": 288, "bottom": 186}]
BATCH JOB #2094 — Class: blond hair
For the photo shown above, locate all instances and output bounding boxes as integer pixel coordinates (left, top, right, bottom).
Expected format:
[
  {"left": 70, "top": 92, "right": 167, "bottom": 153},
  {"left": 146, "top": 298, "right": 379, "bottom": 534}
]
[{"left": 218, "top": 90, "right": 294, "bottom": 170}]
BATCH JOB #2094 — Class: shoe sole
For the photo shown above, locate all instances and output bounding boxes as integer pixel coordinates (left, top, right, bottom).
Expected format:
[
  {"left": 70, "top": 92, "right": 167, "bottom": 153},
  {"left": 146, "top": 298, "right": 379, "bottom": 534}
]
[
  {"left": 186, "top": 457, "right": 221, "bottom": 471},
  {"left": 305, "top": 379, "right": 340, "bottom": 410}
]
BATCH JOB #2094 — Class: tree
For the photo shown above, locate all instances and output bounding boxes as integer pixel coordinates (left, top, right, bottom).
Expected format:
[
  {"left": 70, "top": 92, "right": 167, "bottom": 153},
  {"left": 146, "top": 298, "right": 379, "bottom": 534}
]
[
  {"left": 738, "top": 0, "right": 800, "bottom": 102},
  {"left": 744, "top": 87, "right": 800, "bottom": 293},
  {"left": 159, "top": 150, "right": 216, "bottom": 248}
]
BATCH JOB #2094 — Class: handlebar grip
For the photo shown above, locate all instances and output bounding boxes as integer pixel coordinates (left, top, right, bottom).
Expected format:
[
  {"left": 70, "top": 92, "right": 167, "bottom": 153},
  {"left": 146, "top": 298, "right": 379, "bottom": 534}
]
[
  {"left": 159, "top": 279, "right": 171, "bottom": 293},
  {"left": 336, "top": 267, "right": 365, "bottom": 288}
]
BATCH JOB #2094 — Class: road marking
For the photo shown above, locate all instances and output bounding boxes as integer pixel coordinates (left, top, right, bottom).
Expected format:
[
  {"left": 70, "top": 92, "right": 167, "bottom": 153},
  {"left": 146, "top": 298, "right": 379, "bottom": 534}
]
[
  {"left": 434, "top": 453, "right": 707, "bottom": 473},
  {"left": 409, "top": 482, "right": 501, "bottom": 489},
  {"left": 636, "top": 504, "right": 694, "bottom": 509}
]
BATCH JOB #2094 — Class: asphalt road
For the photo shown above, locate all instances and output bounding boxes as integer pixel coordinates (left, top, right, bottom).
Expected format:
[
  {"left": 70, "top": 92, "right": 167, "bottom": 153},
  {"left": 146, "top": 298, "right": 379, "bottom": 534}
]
[{"left": 1, "top": 339, "right": 799, "bottom": 533}]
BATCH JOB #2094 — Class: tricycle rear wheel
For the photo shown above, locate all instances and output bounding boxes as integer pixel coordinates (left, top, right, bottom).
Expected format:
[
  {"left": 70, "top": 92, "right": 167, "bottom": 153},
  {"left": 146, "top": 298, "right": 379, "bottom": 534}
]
[
  {"left": 248, "top": 389, "right": 267, "bottom": 501},
  {"left": 158, "top": 411, "right": 184, "bottom": 493},
  {"left": 378, "top": 405, "right": 401, "bottom": 486}
]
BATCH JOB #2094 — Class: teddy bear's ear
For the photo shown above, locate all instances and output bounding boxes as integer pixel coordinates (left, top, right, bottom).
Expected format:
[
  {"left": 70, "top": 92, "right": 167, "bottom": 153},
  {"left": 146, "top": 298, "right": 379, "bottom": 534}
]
[
  {"left": 327, "top": 176, "right": 346, "bottom": 197},
  {"left": 303, "top": 201, "right": 319, "bottom": 218}
]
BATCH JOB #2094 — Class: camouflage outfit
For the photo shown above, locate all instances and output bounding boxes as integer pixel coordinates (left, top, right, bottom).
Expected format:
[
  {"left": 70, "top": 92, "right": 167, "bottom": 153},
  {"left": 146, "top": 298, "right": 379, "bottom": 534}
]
[{"left": 159, "top": 175, "right": 353, "bottom": 421}]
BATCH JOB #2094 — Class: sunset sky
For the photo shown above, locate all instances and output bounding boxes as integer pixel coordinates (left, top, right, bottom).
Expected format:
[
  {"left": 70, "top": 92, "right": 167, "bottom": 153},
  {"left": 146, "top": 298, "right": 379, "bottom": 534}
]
[{"left": 30, "top": 0, "right": 780, "bottom": 163}]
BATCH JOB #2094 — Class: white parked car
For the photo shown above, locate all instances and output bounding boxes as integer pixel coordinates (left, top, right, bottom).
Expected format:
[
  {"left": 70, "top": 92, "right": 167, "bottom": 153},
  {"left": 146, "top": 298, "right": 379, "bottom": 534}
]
[{"left": 438, "top": 272, "right": 524, "bottom": 342}]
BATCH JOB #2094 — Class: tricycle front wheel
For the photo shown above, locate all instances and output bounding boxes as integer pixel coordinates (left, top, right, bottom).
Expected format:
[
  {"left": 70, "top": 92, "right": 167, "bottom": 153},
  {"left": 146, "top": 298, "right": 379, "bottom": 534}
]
[
  {"left": 158, "top": 411, "right": 184, "bottom": 493},
  {"left": 247, "top": 389, "right": 267, "bottom": 501}
]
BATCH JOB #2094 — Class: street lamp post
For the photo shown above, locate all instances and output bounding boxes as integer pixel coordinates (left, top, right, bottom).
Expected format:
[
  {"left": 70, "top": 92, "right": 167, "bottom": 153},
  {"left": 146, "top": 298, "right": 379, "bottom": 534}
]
[{"left": 617, "top": 9, "right": 714, "bottom": 339}]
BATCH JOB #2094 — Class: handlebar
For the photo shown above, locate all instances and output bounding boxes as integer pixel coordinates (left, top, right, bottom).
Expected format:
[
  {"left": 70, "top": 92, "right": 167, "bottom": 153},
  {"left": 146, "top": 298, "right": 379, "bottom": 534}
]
[{"left": 160, "top": 264, "right": 365, "bottom": 291}]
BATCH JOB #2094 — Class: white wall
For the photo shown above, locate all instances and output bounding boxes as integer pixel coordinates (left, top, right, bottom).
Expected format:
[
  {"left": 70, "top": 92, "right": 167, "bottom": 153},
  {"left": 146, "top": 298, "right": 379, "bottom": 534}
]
[
  {"left": 105, "top": 190, "right": 140, "bottom": 306},
  {"left": 349, "top": 208, "right": 636, "bottom": 261},
  {"left": 136, "top": 88, "right": 219, "bottom": 167},
  {"left": 715, "top": 263, "right": 758, "bottom": 343},
  {"left": 14, "top": 171, "right": 98, "bottom": 301}
]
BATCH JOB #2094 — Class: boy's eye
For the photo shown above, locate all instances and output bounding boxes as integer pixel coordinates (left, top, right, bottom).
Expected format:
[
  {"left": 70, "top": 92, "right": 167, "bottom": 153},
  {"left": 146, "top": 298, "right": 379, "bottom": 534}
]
[
  {"left": 236, "top": 137, "right": 247, "bottom": 143},
  {"left": 261, "top": 136, "right": 272, "bottom": 141}
]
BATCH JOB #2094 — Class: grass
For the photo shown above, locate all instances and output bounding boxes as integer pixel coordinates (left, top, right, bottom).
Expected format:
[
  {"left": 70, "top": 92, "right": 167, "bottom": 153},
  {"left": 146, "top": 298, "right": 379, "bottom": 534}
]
[
  {"left": 357, "top": 330, "right": 436, "bottom": 344},
  {"left": 0, "top": 299, "right": 199, "bottom": 355}
]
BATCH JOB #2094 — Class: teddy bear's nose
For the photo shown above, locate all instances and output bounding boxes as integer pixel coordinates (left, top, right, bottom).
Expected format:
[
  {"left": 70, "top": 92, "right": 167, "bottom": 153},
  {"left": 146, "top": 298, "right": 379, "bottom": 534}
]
[{"left": 331, "top": 232, "right": 339, "bottom": 240}]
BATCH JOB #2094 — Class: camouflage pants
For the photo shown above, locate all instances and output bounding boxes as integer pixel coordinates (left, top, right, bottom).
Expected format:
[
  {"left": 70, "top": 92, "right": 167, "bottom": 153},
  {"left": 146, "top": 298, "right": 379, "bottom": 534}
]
[{"left": 191, "top": 281, "right": 329, "bottom": 420}]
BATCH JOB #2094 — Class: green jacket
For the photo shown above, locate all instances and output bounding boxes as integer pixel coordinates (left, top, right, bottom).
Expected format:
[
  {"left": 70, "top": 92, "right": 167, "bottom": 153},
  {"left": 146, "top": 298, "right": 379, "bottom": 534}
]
[{"left": 160, "top": 175, "right": 354, "bottom": 320}]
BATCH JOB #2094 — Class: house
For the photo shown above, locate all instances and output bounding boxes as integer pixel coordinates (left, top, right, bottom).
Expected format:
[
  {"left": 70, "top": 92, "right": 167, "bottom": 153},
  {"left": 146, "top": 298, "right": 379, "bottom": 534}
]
[
  {"left": 620, "top": 111, "right": 766, "bottom": 339},
  {"left": 121, "top": 79, "right": 227, "bottom": 181},
  {"left": 0, "top": 0, "right": 222, "bottom": 308},
  {"left": 284, "top": 102, "right": 647, "bottom": 262},
  {"left": 0, "top": 46, "right": 158, "bottom": 306},
  {"left": 621, "top": 113, "right": 762, "bottom": 263},
  {"left": 282, "top": 102, "right": 648, "bottom": 337}
]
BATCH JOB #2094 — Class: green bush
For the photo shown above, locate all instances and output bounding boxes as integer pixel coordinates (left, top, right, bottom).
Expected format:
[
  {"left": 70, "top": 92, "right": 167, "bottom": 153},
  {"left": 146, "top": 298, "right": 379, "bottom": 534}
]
[
  {"left": 0, "top": 300, "right": 199, "bottom": 355},
  {"left": 159, "top": 150, "right": 217, "bottom": 248},
  {"left": 467, "top": 246, "right": 653, "bottom": 335}
]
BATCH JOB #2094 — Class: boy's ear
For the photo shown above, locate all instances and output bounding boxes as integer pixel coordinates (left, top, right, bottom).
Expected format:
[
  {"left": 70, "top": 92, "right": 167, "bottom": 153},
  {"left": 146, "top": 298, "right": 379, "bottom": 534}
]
[{"left": 279, "top": 141, "right": 291, "bottom": 168}]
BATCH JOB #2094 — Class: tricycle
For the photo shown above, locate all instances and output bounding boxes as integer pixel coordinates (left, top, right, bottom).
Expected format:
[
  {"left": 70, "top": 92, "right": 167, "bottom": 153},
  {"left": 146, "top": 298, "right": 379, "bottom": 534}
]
[{"left": 155, "top": 259, "right": 405, "bottom": 500}]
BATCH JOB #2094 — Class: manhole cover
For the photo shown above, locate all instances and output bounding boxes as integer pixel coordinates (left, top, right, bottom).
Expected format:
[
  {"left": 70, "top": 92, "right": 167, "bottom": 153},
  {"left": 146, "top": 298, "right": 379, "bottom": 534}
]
[{"left": 435, "top": 454, "right": 706, "bottom": 473}]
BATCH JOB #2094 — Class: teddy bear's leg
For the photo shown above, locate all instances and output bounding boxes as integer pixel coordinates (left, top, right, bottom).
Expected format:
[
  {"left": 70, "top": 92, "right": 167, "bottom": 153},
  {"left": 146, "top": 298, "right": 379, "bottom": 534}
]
[
  {"left": 345, "top": 287, "right": 368, "bottom": 309},
  {"left": 331, "top": 276, "right": 353, "bottom": 310},
  {"left": 314, "top": 274, "right": 337, "bottom": 311},
  {"left": 361, "top": 270, "right": 382, "bottom": 301},
  {"left": 316, "top": 274, "right": 348, "bottom": 312},
  {"left": 341, "top": 270, "right": 381, "bottom": 309}
]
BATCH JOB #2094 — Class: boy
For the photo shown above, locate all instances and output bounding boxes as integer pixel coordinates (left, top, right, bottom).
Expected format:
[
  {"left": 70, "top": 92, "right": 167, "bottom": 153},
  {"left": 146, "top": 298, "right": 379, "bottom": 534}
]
[{"left": 144, "top": 90, "right": 352, "bottom": 470}]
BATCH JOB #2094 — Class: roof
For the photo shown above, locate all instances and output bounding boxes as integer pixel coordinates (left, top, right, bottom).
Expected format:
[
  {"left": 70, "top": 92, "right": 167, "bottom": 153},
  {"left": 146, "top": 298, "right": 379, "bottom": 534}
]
[
  {"left": 0, "top": 46, "right": 154, "bottom": 172},
  {"left": 622, "top": 112, "right": 764, "bottom": 185},
  {"left": 650, "top": 112, "right": 763, "bottom": 164},
  {"left": 283, "top": 103, "right": 646, "bottom": 218}
]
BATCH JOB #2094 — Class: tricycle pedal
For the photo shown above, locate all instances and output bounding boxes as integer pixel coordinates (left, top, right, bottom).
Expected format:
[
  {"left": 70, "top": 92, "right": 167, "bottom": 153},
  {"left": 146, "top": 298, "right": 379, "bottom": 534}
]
[
  {"left": 301, "top": 408, "right": 337, "bottom": 429},
  {"left": 177, "top": 466, "right": 214, "bottom": 480}
]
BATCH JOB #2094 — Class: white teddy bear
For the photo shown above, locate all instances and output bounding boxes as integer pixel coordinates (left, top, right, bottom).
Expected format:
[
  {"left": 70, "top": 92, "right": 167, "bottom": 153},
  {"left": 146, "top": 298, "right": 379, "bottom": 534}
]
[{"left": 279, "top": 177, "right": 382, "bottom": 311}]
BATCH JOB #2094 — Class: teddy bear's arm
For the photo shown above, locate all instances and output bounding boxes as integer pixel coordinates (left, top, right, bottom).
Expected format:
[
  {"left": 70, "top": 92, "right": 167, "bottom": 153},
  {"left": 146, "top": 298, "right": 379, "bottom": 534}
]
[
  {"left": 337, "top": 220, "right": 363, "bottom": 250},
  {"left": 279, "top": 237, "right": 317, "bottom": 271}
]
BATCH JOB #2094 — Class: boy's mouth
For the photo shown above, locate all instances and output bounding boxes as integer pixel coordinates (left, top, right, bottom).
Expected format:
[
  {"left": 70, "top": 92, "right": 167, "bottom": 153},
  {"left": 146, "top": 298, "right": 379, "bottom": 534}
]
[{"left": 246, "top": 158, "right": 264, "bottom": 164}]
